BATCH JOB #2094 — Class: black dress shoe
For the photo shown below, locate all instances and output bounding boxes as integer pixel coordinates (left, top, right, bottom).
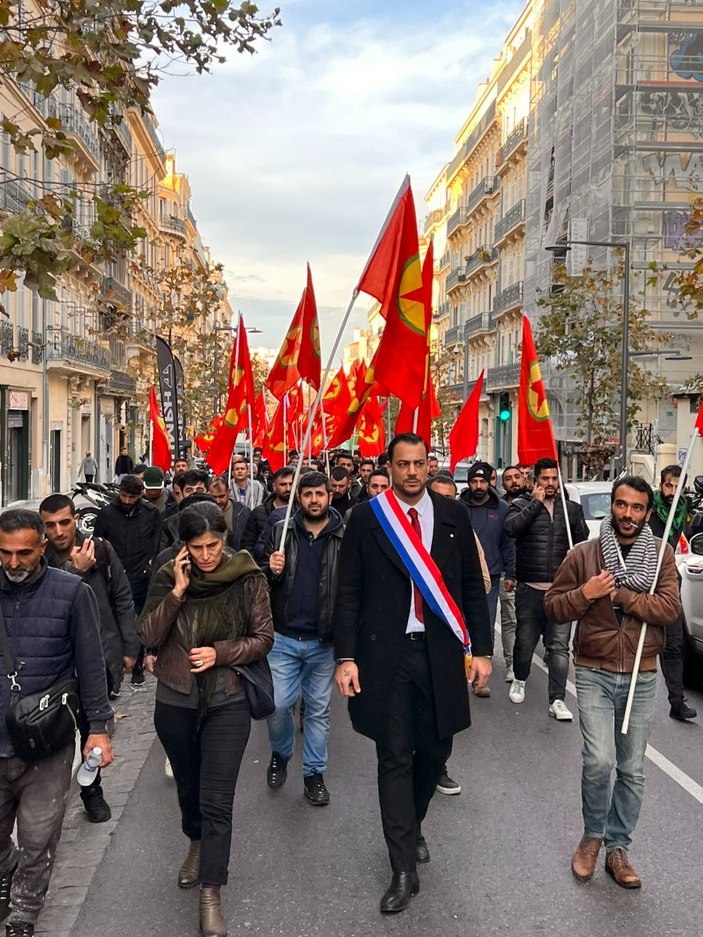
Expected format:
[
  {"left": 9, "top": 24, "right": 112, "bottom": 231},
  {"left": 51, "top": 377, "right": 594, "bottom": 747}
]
[
  {"left": 415, "top": 834, "right": 430, "bottom": 864},
  {"left": 380, "top": 871, "right": 419, "bottom": 913},
  {"left": 670, "top": 701, "right": 697, "bottom": 721},
  {"left": 267, "top": 752, "right": 289, "bottom": 789}
]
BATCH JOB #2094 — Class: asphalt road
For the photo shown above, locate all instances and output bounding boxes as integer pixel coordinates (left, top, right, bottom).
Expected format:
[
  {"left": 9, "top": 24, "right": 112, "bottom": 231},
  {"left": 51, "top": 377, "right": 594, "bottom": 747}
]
[{"left": 56, "top": 650, "right": 703, "bottom": 937}]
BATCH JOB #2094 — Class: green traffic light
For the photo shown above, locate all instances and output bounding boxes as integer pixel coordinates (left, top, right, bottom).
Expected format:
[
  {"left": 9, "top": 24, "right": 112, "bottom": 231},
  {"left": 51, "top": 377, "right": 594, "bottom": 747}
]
[{"left": 499, "top": 409, "right": 511, "bottom": 422}]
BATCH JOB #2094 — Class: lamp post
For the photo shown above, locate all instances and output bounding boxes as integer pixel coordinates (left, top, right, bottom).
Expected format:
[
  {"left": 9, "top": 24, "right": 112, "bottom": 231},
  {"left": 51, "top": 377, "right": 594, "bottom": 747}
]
[
  {"left": 212, "top": 323, "right": 262, "bottom": 413},
  {"left": 545, "top": 238, "right": 630, "bottom": 472}
]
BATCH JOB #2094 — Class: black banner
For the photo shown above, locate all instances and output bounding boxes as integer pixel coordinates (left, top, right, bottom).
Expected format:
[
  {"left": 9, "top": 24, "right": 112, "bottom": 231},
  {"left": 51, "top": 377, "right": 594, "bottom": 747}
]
[
  {"left": 155, "top": 335, "right": 180, "bottom": 462},
  {"left": 173, "top": 354, "right": 187, "bottom": 453}
]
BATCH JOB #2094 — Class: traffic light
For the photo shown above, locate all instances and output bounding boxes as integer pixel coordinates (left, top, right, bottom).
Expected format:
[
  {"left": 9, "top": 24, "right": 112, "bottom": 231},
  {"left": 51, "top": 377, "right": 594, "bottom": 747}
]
[{"left": 498, "top": 392, "right": 511, "bottom": 422}]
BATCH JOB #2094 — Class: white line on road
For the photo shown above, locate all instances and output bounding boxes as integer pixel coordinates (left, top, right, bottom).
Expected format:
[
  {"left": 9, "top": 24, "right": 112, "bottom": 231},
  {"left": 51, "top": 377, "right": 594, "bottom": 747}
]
[{"left": 497, "top": 623, "right": 703, "bottom": 805}]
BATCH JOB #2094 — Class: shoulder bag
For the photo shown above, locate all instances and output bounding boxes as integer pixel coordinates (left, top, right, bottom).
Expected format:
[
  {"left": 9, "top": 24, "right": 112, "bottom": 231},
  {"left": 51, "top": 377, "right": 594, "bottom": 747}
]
[
  {"left": 0, "top": 604, "right": 81, "bottom": 762},
  {"left": 234, "top": 656, "right": 275, "bottom": 720}
]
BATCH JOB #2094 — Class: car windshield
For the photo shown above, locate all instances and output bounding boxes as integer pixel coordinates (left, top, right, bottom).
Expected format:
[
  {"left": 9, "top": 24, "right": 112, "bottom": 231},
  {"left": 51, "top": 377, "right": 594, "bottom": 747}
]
[
  {"left": 453, "top": 465, "right": 469, "bottom": 484},
  {"left": 580, "top": 492, "right": 611, "bottom": 521}
]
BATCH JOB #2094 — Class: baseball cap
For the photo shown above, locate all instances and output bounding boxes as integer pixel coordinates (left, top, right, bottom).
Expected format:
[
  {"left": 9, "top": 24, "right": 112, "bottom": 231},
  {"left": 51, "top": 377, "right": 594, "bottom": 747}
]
[
  {"left": 143, "top": 466, "right": 165, "bottom": 490},
  {"left": 467, "top": 462, "right": 494, "bottom": 482}
]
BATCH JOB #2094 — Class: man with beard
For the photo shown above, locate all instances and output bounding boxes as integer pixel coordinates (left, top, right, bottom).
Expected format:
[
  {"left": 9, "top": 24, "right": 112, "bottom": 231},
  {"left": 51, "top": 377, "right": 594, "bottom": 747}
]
[
  {"left": 242, "top": 466, "right": 294, "bottom": 555},
  {"left": 330, "top": 466, "right": 357, "bottom": 515},
  {"left": 648, "top": 464, "right": 697, "bottom": 721},
  {"left": 545, "top": 477, "right": 680, "bottom": 889},
  {"left": 499, "top": 465, "right": 527, "bottom": 682},
  {"left": 207, "top": 474, "right": 250, "bottom": 550},
  {"left": 40, "top": 494, "right": 137, "bottom": 822},
  {"left": 334, "top": 434, "right": 491, "bottom": 913},
  {"left": 263, "top": 472, "right": 344, "bottom": 806},
  {"left": 505, "top": 457, "right": 589, "bottom": 719},
  {"left": 459, "top": 463, "right": 515, "bottom": 698}
]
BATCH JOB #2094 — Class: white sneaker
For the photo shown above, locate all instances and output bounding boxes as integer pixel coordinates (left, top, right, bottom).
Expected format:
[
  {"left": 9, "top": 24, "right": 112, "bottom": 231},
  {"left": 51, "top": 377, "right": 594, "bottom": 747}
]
[
  {"left": 548, "top": 699, "right": 573, "bottom": 722},
  {"left": 165, "top": 757, "right": 174, "bottom": 778},
  {"left": 505, "top": 668, "right": 515, "bottom": 683},
  {"left": 509, "top": 679, "right": 526, "bottom": 703}
]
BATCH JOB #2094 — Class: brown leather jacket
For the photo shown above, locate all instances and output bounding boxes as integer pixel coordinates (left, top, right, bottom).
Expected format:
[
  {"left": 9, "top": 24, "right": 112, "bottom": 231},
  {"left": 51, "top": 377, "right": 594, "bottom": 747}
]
[
  {"left": 139, "top": 573, "right": 273, "bottom": 697},
  {"left": 544, "top": 538, "right": 681, "bottom": 673}
]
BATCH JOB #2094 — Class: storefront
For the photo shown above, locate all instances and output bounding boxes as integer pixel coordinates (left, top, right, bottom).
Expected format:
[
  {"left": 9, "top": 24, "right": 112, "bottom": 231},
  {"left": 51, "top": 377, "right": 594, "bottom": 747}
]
[{"left": 0, "top": 387, "right": 32, "bottom": 505}]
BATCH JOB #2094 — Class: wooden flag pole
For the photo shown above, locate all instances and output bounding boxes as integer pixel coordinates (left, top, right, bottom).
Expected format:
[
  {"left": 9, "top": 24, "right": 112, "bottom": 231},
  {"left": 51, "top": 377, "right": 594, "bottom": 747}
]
[
  {"left": 621, "top": 434, "right": 699, "bottom": 734},
  {"left": 279, "top": 290, "right": 360, "bottom": 552}
]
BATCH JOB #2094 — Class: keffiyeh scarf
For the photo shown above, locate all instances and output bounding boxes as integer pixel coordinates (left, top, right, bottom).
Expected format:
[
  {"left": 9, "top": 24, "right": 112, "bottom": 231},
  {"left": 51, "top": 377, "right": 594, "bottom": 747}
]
[{"left": 599, "top": 514, "right": 658, "bottom": 593}]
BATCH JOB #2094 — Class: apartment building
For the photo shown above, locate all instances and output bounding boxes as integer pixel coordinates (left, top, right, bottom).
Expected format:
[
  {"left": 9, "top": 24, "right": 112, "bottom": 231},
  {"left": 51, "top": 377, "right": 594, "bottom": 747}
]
[
  {"left": 0, "top": 85, "right": 229, "bottom": 503},
  {"left": 427, "top": 0, "right": 703, "bottom": 467}
]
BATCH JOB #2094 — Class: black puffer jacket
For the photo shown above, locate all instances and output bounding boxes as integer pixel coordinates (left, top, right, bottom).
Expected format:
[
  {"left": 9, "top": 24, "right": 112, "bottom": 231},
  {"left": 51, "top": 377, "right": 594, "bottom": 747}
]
[
  {"left": 263, "top": 508, "right": 344, "bottom": 643},
  {"left": 504, "top": 492, "right": 589, "bottom": 583}
]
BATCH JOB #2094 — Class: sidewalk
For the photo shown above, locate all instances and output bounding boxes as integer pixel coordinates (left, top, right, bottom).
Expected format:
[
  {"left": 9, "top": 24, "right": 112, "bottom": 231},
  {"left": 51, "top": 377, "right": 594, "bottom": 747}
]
[{"left": 36, "top": 676, "right": 159, "bottom": 937}]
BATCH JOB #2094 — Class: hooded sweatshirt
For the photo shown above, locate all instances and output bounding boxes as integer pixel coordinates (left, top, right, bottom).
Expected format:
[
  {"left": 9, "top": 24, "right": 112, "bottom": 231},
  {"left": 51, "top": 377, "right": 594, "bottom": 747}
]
[{"left": 460, "top": 486, "right": 516, "bottom": 579}]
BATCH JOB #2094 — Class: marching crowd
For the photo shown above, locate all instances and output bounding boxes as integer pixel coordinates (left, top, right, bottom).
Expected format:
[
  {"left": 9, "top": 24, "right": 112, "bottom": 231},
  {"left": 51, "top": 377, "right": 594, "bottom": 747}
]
[{"left": 0, "top": 435, "right": 694, "bottom": 937}]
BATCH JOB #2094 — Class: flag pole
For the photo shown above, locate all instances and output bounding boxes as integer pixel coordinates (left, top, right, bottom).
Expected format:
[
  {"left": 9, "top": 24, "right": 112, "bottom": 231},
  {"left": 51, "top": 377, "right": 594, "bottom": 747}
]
[
  {"left": 621, "top": 431, "right": 699, "bottom": 734},
  {"left": 321, "top": 401, "right": 331, "bottom": 474},
  {"left": 283, "top": 394, "right": 288, "bottom": 464},
  {"left": 412, "top": 406, "right": 419, "bottom": 435},
  {"left": 279, "top": 290, "right": 360, "bottom": 551},
  {"left": 227, "top": 322, "right": 242, "bottom": 490},
  {"left": 557, "top": 465, "right": 574, "bottom": 549},
  {"left": 247, "top": 404, "right": 254, "bottom": 484}
]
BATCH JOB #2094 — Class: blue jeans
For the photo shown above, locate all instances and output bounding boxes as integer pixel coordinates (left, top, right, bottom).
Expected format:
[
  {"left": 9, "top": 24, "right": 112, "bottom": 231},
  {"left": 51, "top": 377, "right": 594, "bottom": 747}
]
[
  {"left": 266, "top": 633, "right": 335, "bottom": 776},
  {"left": 575, "top": 666, "right": 657, "bottom": 851}
]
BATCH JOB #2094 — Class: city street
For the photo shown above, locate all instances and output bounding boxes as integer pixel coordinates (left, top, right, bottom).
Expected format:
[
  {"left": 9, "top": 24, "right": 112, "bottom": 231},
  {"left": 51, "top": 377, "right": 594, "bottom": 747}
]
[{"left": 38, "top": 652, "right": 703, "bottom": 937}]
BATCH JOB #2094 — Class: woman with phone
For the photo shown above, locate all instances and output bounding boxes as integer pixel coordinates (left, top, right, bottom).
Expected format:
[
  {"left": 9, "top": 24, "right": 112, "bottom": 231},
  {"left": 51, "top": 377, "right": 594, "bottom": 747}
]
[{"left": 140, "top": 502, "right": 273, "bottom": 937}]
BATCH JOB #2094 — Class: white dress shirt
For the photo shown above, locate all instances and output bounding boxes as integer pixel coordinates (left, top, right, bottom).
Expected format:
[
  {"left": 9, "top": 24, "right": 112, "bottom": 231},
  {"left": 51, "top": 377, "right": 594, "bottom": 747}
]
[{"left": 396, "top": 489, "right": 434, "bottom": 634}]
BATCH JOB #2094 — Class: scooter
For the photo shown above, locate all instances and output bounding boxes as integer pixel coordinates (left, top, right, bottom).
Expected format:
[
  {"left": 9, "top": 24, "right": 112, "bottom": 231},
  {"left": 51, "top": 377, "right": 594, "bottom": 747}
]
[{"left": 68, "top": 481, "right": 119, "bottom": 536}]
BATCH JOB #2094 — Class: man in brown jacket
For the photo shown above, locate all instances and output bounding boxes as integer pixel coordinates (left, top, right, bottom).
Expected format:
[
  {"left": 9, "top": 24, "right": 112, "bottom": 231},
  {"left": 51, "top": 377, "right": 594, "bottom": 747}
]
[{"left": 545, "top": 476, "right": 680, "bottom": 890}]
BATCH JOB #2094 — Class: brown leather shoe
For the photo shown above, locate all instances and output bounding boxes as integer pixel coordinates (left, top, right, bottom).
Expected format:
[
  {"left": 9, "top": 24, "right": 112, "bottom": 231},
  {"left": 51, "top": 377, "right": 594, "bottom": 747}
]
[
  {"left": 605, "top": 848, "right": 642, "bottom": 889},
  {"left": 177, "top": 840, "right": 201, "bottom": 888},
  {"left": 200, "top": 887, "right": 227, "bottom": 937},
  {"left": 571, "top": 835, "right": 603, "bottom": 881}
]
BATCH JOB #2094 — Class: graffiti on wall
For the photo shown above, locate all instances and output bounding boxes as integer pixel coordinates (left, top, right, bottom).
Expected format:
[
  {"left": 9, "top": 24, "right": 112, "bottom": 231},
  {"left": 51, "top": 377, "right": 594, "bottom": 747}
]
[
  {"left": 670, "top": 33, "right": 703, "bottom": 84},
  {"left": 639, "top": 90, "right": 703, "bottom": 138},
  {"left": 643, "top": 152, "right": 703, "bottom": 191}
]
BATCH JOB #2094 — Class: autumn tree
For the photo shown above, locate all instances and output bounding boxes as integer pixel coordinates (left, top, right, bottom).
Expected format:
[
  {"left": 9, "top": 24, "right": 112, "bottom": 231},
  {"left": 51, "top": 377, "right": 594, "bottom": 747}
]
[
  {"left": 0, "top": 0, "right": 280, "bottom": 298},
  {"left": 675, "top": 197, "right": 703, "bottom": 313},
  {"left": 535, "top": 258, "right": 671, "bottom": 475}
]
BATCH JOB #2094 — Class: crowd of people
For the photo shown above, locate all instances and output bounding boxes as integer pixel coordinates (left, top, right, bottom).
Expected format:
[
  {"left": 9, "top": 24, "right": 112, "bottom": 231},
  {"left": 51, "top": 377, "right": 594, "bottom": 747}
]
[{"left": 0, "top": 436, "right": 695, "bottom": 937}]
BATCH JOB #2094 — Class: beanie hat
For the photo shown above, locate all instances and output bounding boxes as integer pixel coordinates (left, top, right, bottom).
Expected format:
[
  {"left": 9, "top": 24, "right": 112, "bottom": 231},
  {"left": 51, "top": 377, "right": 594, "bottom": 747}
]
[{"left": 466, "top": 462, "right": 494, "bottom": 482}]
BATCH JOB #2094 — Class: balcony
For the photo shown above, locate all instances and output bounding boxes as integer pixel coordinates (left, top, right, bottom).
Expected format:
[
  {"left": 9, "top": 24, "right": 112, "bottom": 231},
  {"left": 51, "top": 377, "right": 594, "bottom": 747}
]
[
  {"left": 438, "top": 251, "right": 451, "bottom": 270},
  {"left": 466, "top": 176, "right": 499, "bottom": 214},
  {"left": 48, "top": 102, "right": 101, "bottom": 168},
  {"left": 0, "top": 321, "right": 13, "bottom": 355},
  {"left": 486, "top": 362, "right": 521, "bottom": 390},
  {"left": 494, "top": 199, "right": 526, "bottom": 243},
  {"left": 45, "top": 327, "right": 111, "bottom": 374},
  {"left": 0, "top": 176, "right": 32, "bottom": 215},
  {"left": 436, "top": 301, "right": 451, "bottom": 321},
  {"left": 424, "top": 208, "right": 443, "bottom": 233},
  {"left": 444, "top": 326, "right": 463, "bottom": 347},
  {"left": 497, "top": 119, "right": 527, "bottom": 170},
  {"left": 447, "top": 207, "right": 469, "bottom": 237},
  {"left": 465, "top": 246, "right": 498, "bottom": 278},
  {"left": 17, "top": 327, "right": 29, "bottom": 362},
  {"left": 31, "top": 331, "right": 43, "bottom": 364},
  {"left": 446, "top": 267, "right": 466, "bottom": 293},
  {"left": 159, "top": 215, "right": 187, "bottom": 239},
  {"left": 493, "top": 281, "right": 524, "bottom": 315},
  {"left": 102, "top": 369, "right": 137, "bottom": 398},
  {"left": 465, "top": 312, "right": 494, "bottom": 338},
  {"left": 101, "top": 276, "right": 132, "bottom": 312}
]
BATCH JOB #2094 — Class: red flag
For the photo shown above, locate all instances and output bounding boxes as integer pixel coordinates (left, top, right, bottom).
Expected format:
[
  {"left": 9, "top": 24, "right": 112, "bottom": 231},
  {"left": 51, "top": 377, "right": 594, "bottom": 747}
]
[
  {"left": 149, "top": 386, "right": 172, "bottom": 472},
  {"left": 266, "top": 264, "right": 321, "bottom": 399},
  {"left": 357, "top": 176, "right": 427, "bottom": 407},
  {"left": 206, "top": 316, "right": 255, "bottom": 474},
  {"left": 194, "top": 414, "right": 222, "bottom": 454},
  {"left": 449, "top": 371, "right": 484, "bottom": 473},
  {"left": 517, "top": 315, "right": 558, "bottom": 464},
  {"left": 357, "top": 396, "right": 386, "bottom": 457},
  {"left": 262, "top": 398, "right": 287, "bottom": 472},
  {"left": 695, "top": 398, "right": 703, "bottom": 436},
  {"left": 251, "top": 390, "right": 268, "bottom": 448},
  {"left": 328, "top": 357, "right": 376, "bottom": 449},
  {"left": 323, "top": 365, "right": 352, "bottom": 429}
]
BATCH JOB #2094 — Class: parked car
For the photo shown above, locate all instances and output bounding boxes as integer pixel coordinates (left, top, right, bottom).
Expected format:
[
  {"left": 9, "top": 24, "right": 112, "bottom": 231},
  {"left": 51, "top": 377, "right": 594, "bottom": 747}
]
[
  {"left": 564, "top": 481, "right": 613, "bottom": 539},
  {"left": 680, "top": 533, "right": 703, "bottom": 690}
]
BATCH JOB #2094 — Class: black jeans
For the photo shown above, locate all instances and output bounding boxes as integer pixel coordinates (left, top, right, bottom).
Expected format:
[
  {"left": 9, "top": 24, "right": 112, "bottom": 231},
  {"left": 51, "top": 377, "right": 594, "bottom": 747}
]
[
  {"left": 154, "top": 699, "right": 251, "bottom": 885},
  {"left": 513, "top": 583, "right": 571, "bottom": 703},
  {"left": 375, "top": 638, "right": 451, "bottom": 873},
  {"left": 661, "top": 612, "right": 685, "bottom": 706}
]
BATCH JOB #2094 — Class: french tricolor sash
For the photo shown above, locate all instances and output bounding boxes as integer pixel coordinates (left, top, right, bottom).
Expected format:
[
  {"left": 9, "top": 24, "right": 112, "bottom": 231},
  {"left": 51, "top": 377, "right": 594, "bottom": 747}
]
[{"left": 370, "top": 489, "right": 471, "bottom": 652}]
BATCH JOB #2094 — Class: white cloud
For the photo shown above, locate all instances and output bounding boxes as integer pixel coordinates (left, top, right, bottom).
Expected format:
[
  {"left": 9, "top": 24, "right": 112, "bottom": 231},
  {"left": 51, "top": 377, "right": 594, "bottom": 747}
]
[{"left": 152, "top": 0, "right": 524, "bottom": 358}]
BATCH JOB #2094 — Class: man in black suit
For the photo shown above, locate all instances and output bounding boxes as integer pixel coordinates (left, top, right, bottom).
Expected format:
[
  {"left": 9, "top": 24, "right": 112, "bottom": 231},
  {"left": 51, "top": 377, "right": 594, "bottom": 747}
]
[{"left": 334, "top": 434, "right": 492, "bottom": 913}]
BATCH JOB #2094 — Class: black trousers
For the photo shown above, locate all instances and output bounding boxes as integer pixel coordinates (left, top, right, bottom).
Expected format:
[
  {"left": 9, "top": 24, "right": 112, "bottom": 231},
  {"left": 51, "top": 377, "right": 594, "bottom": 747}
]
[
  {"left": 155, "top": 699, "right": 251, "bottom": 885},
  {"left": 375, "top": 638, "right": 452, "bottom": 874},
  {"left": 661, "top": 612, "right": 685, "bottom": 706}
]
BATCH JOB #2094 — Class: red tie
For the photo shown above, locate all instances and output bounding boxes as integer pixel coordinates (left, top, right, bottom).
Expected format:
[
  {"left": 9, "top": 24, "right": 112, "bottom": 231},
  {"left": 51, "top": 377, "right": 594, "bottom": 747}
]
[{"left": 408, "top": 508, "right": 424, "bottom": 623}]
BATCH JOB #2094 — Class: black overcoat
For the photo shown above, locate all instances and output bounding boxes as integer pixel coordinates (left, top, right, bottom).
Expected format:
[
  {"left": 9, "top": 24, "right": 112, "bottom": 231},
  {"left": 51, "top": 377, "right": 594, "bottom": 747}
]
[{"left": 333, "top": 490, "right": 492, "bottom": 742}]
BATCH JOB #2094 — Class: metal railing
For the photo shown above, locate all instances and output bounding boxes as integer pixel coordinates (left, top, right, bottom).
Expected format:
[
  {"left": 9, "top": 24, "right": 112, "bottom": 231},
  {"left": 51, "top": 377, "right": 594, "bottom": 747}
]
[
  {"left": 0, "top": 176, "right": 32, "bottom": 214},
  {"left": 47, "top": 101, "right": 100, "bottom": 163},
  {"left": 447, "top": 206, "right": 469, "bottom": 236},
  {"left": 465, "top": 312, "right": 494, "bottom": 337},
  {"left": 105, "top": 369, "right": 137, "bottom": 397},
  {"left": 444, "top": 326, "right": 462, "bottom": 347},
  {"left": 436, "top": 301, "right": 451, "bottom": 320},
  {"left": 17, "top": 327, "right": 29, "bottom": 361},
  {"left": 159, "top": 216, "right": 187, "bottom": 238},
  {"left": 101, "top": 276, "right": 132, "bottom": 311},
  {"left": 45, "top": 326, "right": 111, "bottom": 372},
  {"left": 493, "top": 280, "right": 524, "bottom": 313},
  {"left": 495, "top": 199, "right": 526, "bottom": 241},
  {"left": 632, "top": 422, "right": 662, "bottom": 455},
  {"left": 466, "top": 176, "right": 499, "bottom": 214},
  {"left": 0, "top": 320, "right": 13, "bottom": 355},
  {"left": 486, "top": 362, "right": 521, "bottom": 390},
  {"left": 439, "top": 251, "right": 451, "bottom": 270},
  {"left": 446, "top": 267, "right": 466, "bottom": 291},
  {"left": 31, "top": 330, "right": 43, "bottom": 364},
  {"left": 499, "top": 118, "right": 527, "bottom": 165},
  {"left": 424, "top": 208, "right": 443, "bottom": 233},
  {"left": 465, "top": 246, "right": 498, "bottom": 277}
]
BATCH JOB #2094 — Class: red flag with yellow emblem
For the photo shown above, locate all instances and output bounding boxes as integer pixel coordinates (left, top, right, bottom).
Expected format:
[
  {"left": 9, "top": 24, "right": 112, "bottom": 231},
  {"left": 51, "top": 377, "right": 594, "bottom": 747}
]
[
  {"left": 356, "top": 395, "right": 386, "bottom": 457},
  {"left": 449, "top": 371, "right": 484, "bottom": 473},
  {"left": 194, "top": 414, "right": 222, "bottom": 454},
  {"left": 266, "top": 265, "right": 321, "bottom": 399},
  {"left": 251, "top": 390, "right": 268, "bottom": 448},
  {"left": 149, "top": 386, "right": 173, "bottom": 472},
  {"left": 206, "top": 316, "right": 255, "bottom": 474},
  {"left": 262, "top": 397, "right": 287, "bottom": 472},
  {"left": 517, "top": 315, "right": 557, "bottom": 464},
  {"left": 321, "top": 366, "right": 352, "bottom": 435},
  {"left": 328, "top": 357, "right": 377, "bottom": 449},
  {"left": 357, "top": 176, "right": 426, "bottom": 408}
]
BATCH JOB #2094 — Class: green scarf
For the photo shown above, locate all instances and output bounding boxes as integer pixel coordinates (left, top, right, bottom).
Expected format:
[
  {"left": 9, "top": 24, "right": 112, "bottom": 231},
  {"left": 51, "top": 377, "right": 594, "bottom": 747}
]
[{"left": 652, "top": 489, "right": 687, "bottom": 545}]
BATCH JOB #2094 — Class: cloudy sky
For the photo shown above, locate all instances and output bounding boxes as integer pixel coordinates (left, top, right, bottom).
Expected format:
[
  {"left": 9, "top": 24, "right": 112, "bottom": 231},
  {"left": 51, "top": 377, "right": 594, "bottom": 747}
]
[{"left": 152, "top": 0, "right": 525, "bottom": 360}]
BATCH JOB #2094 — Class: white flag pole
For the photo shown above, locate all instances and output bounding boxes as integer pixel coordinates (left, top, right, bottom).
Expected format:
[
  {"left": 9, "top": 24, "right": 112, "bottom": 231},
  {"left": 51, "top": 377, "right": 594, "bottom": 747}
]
[
  {"left": 557, "top": 465, "right": 574, "bottom": 550},
  {"left": 621, "top": 431, "right": 699, "bottom": 733}
]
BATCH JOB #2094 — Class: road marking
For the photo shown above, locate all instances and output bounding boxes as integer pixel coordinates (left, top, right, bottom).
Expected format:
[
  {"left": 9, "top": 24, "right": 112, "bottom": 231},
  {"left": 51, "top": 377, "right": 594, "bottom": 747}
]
[{"left": 496, "top": 623, "right": 703, "bottom": 805}]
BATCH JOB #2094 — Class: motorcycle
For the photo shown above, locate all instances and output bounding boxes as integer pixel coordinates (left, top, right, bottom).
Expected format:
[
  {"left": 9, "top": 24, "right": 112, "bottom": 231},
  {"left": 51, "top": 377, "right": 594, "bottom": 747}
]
[{"left": 68, "top": 481, "right": 119, "bottom": 536}]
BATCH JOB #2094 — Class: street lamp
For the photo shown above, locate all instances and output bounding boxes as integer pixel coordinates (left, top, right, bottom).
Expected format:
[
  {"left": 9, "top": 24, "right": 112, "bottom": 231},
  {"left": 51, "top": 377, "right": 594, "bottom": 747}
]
[
  {"left": 212, "top": 323, "right": 262, "bottom": 413},
  {"left": 546, "top": 238, "right": 630, "bottom": 472}
]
